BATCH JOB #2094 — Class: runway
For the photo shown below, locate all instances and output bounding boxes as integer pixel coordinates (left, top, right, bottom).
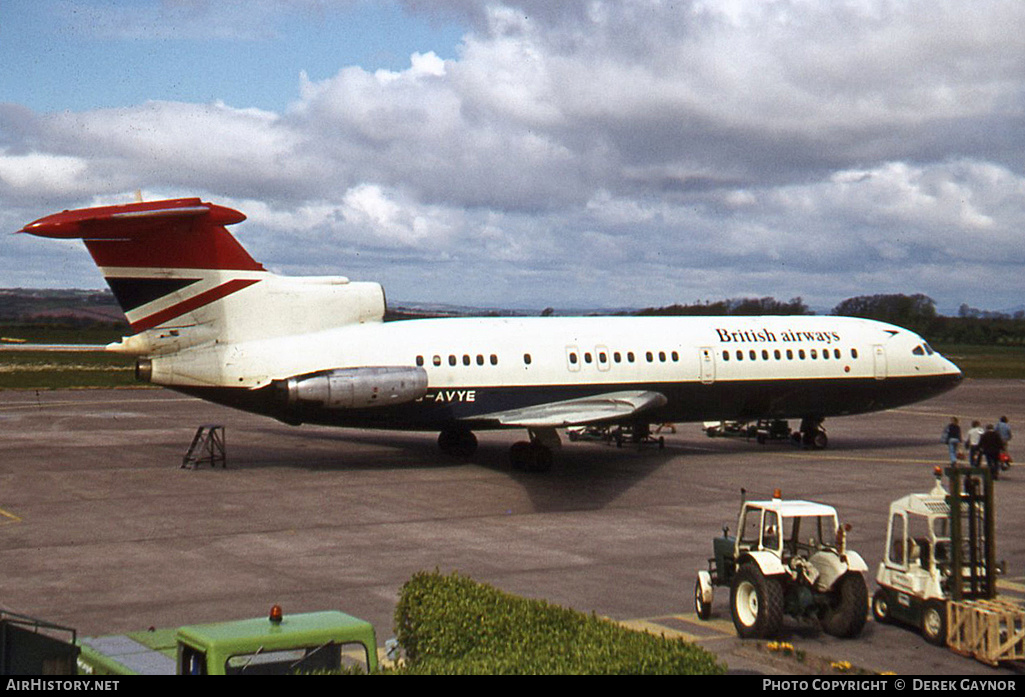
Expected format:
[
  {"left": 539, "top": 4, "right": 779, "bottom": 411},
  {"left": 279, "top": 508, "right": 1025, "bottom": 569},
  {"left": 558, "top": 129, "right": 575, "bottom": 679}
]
[{"left": 0, "top": 379, "right": 1022, "bottom": 675}]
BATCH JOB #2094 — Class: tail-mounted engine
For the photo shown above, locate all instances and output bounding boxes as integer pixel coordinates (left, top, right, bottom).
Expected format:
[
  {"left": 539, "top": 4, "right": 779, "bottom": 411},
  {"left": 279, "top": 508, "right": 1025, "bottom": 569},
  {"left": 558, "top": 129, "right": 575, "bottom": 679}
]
[{"left": 273, "top": 366, "right": 428, "bottom": 411}]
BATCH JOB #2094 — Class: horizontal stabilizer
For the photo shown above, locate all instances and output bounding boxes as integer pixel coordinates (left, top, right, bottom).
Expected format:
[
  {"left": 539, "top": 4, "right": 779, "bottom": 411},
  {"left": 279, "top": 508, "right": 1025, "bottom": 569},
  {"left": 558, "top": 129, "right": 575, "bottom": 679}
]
[{"left": 479, "top": 390, "right": 668, "bottom": 428}]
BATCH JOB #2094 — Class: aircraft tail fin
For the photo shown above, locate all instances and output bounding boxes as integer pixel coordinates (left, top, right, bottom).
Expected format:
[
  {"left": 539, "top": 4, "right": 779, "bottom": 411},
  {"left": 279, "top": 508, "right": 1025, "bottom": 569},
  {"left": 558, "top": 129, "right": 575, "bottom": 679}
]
[
  {"left": 21, "top": 198, "right": 385, "bottom": 364},
  {"left": 21, "top": 198, "right": 265, "bottom": 334}
]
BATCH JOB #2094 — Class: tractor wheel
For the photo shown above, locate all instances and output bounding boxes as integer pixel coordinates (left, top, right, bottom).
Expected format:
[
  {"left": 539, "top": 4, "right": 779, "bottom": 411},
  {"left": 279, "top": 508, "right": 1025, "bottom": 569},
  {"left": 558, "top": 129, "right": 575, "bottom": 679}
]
[
  {"left": 820, "top": 572, "right": 868, "bottom": 638},
  {"left": 871, "top": 589, "right": 891, "bottom": 624},
  {"left": 695, "top": 577, "right": 712, "bottom": 621},
  {"left": 921, "top": 600, "right": 947, "bottom": 646},
  {"left": 729, "top": 564, "right": 784, "bottom": 638}
]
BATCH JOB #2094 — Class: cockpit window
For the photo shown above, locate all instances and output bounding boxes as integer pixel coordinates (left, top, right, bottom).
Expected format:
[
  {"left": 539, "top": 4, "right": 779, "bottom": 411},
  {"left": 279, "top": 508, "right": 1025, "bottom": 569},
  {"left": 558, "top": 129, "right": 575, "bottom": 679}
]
[
  {"left": 912, "top": 345, "right": 925, "bottom": 356},
  {"left": 923, "top": 343, "right": 935, "bottom": 355}
]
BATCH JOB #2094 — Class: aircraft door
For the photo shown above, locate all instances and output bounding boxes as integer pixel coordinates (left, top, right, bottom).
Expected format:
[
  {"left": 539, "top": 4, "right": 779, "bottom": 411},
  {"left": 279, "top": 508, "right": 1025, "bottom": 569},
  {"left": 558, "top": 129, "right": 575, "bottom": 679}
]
[
  {"left": 873, "top": 344, "right": 887, "bottom": 380},
  {"left": 699, "top": 347, "right": 716, "bottom": 384}
]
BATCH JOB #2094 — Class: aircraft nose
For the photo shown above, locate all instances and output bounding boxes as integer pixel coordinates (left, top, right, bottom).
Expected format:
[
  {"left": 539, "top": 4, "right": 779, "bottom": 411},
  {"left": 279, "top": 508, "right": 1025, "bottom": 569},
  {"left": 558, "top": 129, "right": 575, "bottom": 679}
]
[{"left": 941, "top": 356, "right": 963, "bottom": 385}]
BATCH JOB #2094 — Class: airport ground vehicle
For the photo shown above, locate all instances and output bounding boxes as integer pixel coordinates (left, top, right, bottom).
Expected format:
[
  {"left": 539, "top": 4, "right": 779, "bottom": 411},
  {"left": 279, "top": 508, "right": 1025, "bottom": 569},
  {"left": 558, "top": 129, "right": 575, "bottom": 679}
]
[
  {"left": 873, "top": 467, "right": 1025, "bottom": 665},
  {"left": 695, "top": 492, "right": 868, "bottom": 639},
  {"left": 76, "top": 607, "right": 378, "bottom": 675},
  {"left": 701, "top": 419, "right": 826, "bottom": 448}
]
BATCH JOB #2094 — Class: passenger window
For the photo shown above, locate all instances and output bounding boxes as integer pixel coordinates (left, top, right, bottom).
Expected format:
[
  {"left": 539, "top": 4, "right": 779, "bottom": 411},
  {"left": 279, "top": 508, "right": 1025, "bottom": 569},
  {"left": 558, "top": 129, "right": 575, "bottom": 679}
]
[
  {"left": 833, "top": 349, "right": 841, "bottom": 359},
  {"left": 523, "top": 353, "right": 532, "bottom": 365},
  {"left": 416, "top": 355, "right": 424, "bottom": 366},
  {"left": 477, "top": 355, "right": 484, "bottom": 365},
  {"left": 774, "top": 349, "right": 781, "bottom": 360},
  {"left": 627, "top": 352, "right": 635, "bottom": 362},
  {"left": 671, "top": 351, "right": 679, "bottom": 361},
  {"left": 599, "top": 352, "right": 607, "bottom": 363},
  {"left": 723, "top": 351, "right": 730, "bottom": 361},
  {"left": 646, "top": 351, "right": 653, "bottom": 362},
  {"left": 490, "top": 354, "right": 498, "bottom": 365},
  {"left": 749, "top": 350, "right": 756, "bottom": 361},
  {"left": 786, "top": 350, "right": 794, "bottom": 360},
  {"left": 736, "top": 351, "right": 743, "bottom": 361},
  {"left": 463, "top": 354, "right": 471, "bottom": 366},
  {"left": 449, "top": 355, "right": 457, "bottom": 366},
  {"left": 851, "top": 348, "right": 859, "bottom": 359},
  {"left": 762, "top": 350, "right": 769, "bottom": 360},
  {"left": 433, "top": 355, "right": 441, "bottom": 367},
  {"left": 584, "top": 352, "right": 592, "bottom": 364},
  {"left": 798, "top": 350, "right": 806, "bottom": 360},
  {"left": 659, "top": 351, "right": 666, "bottom": 362},
  {"left": 613, "top": 352, "right": 622, "bottom": 363},
  {"left": 569, "top": 353, "right": 578, "bottom": 364},
  {"left": 810, "top": 349, "right": 817, "bottom": 359}
]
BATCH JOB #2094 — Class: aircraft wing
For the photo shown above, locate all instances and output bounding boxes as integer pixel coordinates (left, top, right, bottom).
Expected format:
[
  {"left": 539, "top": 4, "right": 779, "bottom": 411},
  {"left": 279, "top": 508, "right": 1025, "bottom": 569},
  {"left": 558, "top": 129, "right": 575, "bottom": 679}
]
[{"left": 478, "top": 390, "right": 668, "bottom": 428}]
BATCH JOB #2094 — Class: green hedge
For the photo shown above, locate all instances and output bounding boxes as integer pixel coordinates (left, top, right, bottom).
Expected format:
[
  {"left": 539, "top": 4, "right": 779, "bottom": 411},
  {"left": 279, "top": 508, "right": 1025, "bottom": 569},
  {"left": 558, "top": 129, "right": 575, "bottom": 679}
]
[{"left": 393, "top": 570, "right": 727, "bottom": 675}]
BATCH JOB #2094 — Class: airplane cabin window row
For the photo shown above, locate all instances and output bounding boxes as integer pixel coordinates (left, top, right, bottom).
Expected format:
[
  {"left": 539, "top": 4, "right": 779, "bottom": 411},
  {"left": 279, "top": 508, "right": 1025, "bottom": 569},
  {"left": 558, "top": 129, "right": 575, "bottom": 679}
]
[
  {"left": 415, "top": 347, "right": 860, "bottom": 370},
  {"left": 416, "top": 354, "right": 500, "bottom": 367},
  {"left": 415, "top": 348, "right": 685, "bottom": 369},
  {"left": 568, "top": 350, "right": 680, "bottom": 365},
  {"left": 722, "top": 347, "right": 859, "bottom": 362}
]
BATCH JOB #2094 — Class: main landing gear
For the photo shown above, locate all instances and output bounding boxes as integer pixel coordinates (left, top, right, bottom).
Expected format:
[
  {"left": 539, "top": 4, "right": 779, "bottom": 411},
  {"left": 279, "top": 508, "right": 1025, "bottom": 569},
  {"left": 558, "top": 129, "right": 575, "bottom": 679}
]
[
  {"left": 509, "top": 428, "right": 560, "bottom": 473},
  {"left": 437, "top": 428, "right": 478, "bottom": 458},
  {"left": 796, "top": 417, "right": 828, "bottom": 450},
  {"left": 435, "top": 427, "right": 559, "bottom": 472}
]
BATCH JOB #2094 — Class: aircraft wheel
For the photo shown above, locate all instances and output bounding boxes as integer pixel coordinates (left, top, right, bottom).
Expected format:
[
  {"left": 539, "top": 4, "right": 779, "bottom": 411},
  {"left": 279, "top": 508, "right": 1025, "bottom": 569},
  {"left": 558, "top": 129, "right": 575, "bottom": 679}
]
[
  {"left": 509, "top": 441, "right": 553, "bottom": 472},
  {"left": 509, "top": 441, "right": 531, "bottom": 470},
  {"left": 528, "top": 443, "right": 553, "bottom": 472},
  {"left": 438, "top": 429, "right": 477, "bottom": 458}
]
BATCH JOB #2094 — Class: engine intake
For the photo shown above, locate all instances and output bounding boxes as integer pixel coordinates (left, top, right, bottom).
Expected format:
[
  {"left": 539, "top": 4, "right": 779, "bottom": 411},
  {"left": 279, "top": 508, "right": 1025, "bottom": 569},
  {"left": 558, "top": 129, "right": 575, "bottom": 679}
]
[{"left": 275, "top": 366, "right": 428, "bottom": 410}]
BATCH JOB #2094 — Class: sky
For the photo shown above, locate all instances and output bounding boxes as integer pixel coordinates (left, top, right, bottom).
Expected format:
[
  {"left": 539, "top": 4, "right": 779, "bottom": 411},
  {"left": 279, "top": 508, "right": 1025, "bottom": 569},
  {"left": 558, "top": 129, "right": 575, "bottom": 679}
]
[{"left": 1, "top": 0, "right": 1023, "bottom": 313}]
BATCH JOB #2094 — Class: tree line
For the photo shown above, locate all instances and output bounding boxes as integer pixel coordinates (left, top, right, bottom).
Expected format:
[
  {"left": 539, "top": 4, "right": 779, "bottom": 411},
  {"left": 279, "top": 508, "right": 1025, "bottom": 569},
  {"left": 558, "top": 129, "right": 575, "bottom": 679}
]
[{"left": 637, "top": 294, "right": 1025, "bottom": 346}]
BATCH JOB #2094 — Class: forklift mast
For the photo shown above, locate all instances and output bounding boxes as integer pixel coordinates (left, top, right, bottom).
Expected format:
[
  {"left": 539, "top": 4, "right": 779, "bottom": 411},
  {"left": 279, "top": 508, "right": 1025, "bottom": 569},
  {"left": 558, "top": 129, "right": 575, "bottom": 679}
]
[{"left": 945, "top": 466, "right": 996, "bottom": 601}]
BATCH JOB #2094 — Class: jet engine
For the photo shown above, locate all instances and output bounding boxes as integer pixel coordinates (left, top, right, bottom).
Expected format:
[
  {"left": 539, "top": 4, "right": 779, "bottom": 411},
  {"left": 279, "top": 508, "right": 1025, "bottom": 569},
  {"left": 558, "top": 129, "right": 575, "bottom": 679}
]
[{"left": 274, "top": 366, "right": 428, "bottom": 410}]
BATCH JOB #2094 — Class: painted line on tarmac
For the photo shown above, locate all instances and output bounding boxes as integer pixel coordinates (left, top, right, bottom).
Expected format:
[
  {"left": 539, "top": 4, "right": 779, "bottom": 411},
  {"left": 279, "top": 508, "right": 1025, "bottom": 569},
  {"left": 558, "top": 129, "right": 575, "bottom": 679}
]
[
  {"left": 0, "top": 506, "right": 22, "bottom": 525},
  {"left": 619, "top": 614, "right": 735, "bottom": 643},
  {"left": 0, "top": 397, "right": 197, "bottom": 413},
  {"left": 998, "top": 578, "right": 1025, "bottom": 594},
  {"left": 778, "top": 452, "right": 944, "bottom": 466}
]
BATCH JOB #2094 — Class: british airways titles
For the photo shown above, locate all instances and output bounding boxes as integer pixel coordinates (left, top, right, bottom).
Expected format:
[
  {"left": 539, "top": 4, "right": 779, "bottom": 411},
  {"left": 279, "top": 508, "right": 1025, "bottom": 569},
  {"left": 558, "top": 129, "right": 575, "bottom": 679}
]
[{"left": 715, "top": 328, "right": 843, "bottom": 345}]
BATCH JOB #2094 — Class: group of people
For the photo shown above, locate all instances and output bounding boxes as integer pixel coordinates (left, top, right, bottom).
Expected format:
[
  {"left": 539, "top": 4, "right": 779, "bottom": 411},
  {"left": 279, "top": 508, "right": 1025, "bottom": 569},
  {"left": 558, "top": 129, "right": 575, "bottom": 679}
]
[{"left": 943, "top": 416, "right": 1013, "bottom": 478}]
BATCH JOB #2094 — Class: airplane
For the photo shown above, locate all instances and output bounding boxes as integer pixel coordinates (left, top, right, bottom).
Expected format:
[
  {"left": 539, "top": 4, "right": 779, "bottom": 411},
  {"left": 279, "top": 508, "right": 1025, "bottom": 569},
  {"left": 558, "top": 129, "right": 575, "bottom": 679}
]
[{"left": 20, "top": 197, "right": 963, "bottom": 471}]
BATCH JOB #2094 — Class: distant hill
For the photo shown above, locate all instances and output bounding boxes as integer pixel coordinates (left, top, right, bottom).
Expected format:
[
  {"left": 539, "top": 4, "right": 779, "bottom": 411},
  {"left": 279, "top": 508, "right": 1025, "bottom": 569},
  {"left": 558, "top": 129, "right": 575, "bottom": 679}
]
[{"left": 0, "top": 288, "right": 126, "bottom": 326}]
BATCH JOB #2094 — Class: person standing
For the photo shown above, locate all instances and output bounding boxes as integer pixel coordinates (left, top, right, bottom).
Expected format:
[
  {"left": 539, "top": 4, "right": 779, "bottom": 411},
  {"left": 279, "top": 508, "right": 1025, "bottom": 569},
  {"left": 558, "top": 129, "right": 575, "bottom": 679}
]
[
  {"left": 996, "top": 416, "right": 1012, "bottom": 448},
  {"left": 979, "top": 424, "right": 1004, "bottom": 480},
  {"left": 965, "top": 420, "right": 985, "bottom": 467},
  {"left": 943, "top": 417, "right": 962, "bottom": 465},
  {"left": 996, "top": 416, "right": 1012, "bottom": 470}
]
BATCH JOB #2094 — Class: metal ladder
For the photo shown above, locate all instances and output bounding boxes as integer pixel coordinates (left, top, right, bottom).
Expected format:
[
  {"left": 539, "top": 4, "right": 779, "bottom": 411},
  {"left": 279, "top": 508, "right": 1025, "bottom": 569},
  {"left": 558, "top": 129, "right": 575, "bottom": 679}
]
[{"left": 182, "top": 424, "right": 226, "bottom": 469}]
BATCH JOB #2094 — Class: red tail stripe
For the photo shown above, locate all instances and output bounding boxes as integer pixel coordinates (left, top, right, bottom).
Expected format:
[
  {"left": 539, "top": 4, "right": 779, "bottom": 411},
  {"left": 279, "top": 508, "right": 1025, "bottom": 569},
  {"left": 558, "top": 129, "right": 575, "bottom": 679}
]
[
  {"left": 85, "top": 221, "right": 264, "bottom": 271},
  {"left": 130, "top": 279, "right": 261, "bottom": 332}
]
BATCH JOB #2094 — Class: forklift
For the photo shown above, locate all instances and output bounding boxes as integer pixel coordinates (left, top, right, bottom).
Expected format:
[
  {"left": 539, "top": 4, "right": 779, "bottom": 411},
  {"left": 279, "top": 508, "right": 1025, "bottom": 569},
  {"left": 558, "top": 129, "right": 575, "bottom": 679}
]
[{"left": 873, "top": 466, "right": 1024, "bottom": 665}]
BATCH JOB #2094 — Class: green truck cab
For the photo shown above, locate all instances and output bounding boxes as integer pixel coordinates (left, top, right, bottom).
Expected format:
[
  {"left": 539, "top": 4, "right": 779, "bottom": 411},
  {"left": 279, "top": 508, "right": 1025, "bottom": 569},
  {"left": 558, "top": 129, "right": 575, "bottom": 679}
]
[{"left": 77, "top": 607, "right": 379, "bottom": 675}]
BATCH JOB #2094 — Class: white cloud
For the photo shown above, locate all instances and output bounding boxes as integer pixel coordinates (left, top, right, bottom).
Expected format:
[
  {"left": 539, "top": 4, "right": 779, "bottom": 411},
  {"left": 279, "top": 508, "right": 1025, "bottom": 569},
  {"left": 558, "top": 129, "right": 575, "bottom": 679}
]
[
  {"left": 0, "top": 151, "right": 89, "bottom": 194},
  {"left": 5, "top": 0, "right": 1025, "bottom": 312}
]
